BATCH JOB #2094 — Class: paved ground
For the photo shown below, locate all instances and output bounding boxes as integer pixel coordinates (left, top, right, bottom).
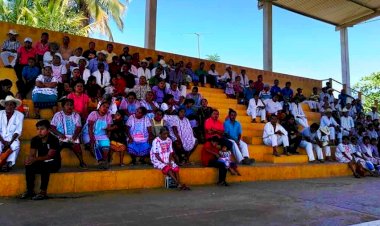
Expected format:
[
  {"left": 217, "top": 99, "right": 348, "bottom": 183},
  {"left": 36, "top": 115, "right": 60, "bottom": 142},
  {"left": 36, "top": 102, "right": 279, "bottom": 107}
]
[{"left": 1, "top": 177, "right": 380, "bottom": 226}]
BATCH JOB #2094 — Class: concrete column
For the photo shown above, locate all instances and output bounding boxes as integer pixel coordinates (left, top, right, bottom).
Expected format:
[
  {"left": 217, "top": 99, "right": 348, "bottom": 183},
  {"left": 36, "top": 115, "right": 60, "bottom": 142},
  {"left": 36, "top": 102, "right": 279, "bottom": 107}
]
[
  {"left": 144, "top": 0, "right": 157, "bottom": 49},
  {"left": 340, "top": 28, "right": 351, "bottom": 95},
  {"left": 263, "top": 0, "right": 273, "bottom": 71}
]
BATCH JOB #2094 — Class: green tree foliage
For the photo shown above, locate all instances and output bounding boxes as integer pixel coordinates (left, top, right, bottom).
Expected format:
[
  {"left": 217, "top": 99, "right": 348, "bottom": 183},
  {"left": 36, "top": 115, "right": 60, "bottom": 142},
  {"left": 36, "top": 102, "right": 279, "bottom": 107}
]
[
  {"left": 353, "top": 72, "right": 380, "bottom": 112},
  {"left": 206, "top": 53, "right": 221, "bottom": 62},
  {"left": 0, "top": 0, "right": 129, "bottom": 40}
]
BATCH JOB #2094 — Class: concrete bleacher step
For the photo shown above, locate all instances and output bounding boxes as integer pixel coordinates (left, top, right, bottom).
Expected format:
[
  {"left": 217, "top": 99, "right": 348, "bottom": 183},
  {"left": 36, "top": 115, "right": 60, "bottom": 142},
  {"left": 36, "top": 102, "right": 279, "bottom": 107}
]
[
  {"left": 0, "top": 162, "right": 352, "bottom": 197},
  {"left": 263, "top": 154, "right": 309, "bottom": 164}
]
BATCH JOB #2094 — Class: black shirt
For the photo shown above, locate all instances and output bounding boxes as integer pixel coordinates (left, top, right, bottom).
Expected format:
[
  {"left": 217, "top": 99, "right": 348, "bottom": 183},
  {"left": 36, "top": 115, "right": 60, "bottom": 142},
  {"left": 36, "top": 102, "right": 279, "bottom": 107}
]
[
  {"left": 83, "top": 49, "right": 97, "bottom": 60},
  {"left": 30, "top": 134, "right": 61, "bottom": 166}
]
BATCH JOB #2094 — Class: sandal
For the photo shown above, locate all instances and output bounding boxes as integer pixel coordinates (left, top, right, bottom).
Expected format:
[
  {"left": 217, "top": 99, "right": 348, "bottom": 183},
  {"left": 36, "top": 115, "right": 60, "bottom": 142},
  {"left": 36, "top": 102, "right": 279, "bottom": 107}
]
[
  {"left": 79, "top": 163, "right": 88, "bottom": 169},
  {"left": 19, "top": 191, "right": 35, "bottom": 199},
  {"left": 178, "top": 184, "right": 191, "bottom": 191}
]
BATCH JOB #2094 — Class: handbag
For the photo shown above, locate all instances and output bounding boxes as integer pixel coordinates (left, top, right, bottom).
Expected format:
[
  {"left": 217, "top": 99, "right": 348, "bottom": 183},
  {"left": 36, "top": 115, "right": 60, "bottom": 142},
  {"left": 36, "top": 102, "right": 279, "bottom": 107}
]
[{"left": 0, "top": 148, "right": 13, "bottom": 167}]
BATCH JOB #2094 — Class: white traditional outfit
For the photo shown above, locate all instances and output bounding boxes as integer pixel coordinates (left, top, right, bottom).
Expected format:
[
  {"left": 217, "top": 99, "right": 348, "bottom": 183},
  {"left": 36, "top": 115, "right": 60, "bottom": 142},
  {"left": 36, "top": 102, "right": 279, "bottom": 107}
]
[
  {"left": 92, "top": 70, "right": 110, "bottom": 88},
  {"left": 340, "top": 115, "right": 354, "bottom": 136},
  {"left": 300, "top": 127, "right": 321, "bottom": 162},
  {"left": 247, "top": 98, "right": 266, "bottom": 121},
  {"left": 0, "top": 110, "right": 24, "bottom": 166},
  {"left": 320, "top": 115, "right": 342, "bottom": 142},
  {"left": 335, "top": 143, "right": 354, "bottom": 163},
  {"left": 290, "top": 102, "right": 309, "bottom": 128},
  {"left": 264, "top": 99, "right": 282, "bottom": 115},
  {"left": 263, "top": 122, "right": 289, "bottom": 148},
  {"left": 150, "top": 136, "right": 178, "bottom": 170}
]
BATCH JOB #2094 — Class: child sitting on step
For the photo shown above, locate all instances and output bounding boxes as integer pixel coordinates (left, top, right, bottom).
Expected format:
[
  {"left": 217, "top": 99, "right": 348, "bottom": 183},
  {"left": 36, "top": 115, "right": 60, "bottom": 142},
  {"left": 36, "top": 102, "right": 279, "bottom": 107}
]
[
  {"left": 218, "top": 145, "right": 241, "bottom": 176},
  {"left": 225, "top": 78, "right": 235, "bottom": 98},
  {"left": 109, "top": 110, "right": 127, "bottom": 166}
]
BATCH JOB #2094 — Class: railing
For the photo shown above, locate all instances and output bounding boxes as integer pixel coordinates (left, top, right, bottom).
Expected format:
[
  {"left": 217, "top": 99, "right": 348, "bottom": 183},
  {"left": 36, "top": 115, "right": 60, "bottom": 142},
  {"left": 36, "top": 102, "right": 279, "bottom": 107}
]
[{"left": 321, "top": 78, "right": 378, "bottom": 108}]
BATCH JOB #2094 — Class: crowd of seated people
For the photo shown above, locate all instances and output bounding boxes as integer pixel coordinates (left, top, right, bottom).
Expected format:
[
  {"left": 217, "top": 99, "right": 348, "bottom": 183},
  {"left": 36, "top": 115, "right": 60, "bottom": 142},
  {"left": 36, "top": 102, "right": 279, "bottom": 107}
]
[{"left": 0, "top": 29, "right": 379, "bottom": 199}]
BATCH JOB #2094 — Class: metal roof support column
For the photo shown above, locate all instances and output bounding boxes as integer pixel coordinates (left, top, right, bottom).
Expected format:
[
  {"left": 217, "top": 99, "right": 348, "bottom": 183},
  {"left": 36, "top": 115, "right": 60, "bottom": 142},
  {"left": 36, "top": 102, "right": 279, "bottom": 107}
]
[
  {"left": 144, "top": 0, "right": 157, "bottom": 49},
  {"left": 263, "top": 0, "right": 273, "bottom": 71},
  {"left": 340, "top": 27, "right": 351, "bottom": 95}
]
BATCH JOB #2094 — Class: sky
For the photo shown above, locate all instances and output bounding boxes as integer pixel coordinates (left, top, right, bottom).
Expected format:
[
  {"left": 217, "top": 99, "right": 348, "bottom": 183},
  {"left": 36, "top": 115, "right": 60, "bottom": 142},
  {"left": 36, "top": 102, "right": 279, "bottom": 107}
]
[{"left": 96, "top": 0, "right": 380, "bottom": 86}]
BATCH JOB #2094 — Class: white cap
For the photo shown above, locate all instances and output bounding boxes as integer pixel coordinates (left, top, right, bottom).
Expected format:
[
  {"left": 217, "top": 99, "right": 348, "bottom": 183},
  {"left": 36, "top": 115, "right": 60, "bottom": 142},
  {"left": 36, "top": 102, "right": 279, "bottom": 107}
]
[{"left": 24, "top": 37, "right": 32, "bottom": 43}]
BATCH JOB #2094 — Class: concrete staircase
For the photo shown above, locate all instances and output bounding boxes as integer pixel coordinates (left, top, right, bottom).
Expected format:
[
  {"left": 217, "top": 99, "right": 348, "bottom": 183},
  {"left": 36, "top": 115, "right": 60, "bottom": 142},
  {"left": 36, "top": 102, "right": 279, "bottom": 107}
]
[{"left": 0, "top": 67, "right": 351, "bottom": 197}]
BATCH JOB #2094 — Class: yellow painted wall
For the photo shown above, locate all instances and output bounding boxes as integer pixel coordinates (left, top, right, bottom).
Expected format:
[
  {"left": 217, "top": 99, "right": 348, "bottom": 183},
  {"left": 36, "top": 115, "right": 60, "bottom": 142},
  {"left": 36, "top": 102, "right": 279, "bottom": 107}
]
[{"left": 0, "top": 21, "right": 321, "bottom": 95}]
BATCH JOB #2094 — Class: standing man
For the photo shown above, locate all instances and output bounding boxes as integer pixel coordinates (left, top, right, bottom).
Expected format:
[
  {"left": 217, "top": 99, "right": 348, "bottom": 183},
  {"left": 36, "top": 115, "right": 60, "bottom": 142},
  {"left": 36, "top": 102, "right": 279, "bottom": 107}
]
[
  {"left": 1, "top": 29, "right": 21, "bottom": 68},
  {"left": 224, "top": 109, "right": 254, "bottom": 165},
  {"left": 20, "top": 120, "right": 61, "bottom": 200}
]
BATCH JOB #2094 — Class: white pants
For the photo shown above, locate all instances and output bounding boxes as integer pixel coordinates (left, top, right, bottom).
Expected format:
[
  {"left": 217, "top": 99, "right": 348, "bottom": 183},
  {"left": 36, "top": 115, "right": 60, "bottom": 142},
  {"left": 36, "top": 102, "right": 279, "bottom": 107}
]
[
  {"left": 0, "top": 51, "right": 17, "bottom": 67},
  {"left": 0, "top": 140, "right": 20, "bottom": 166},
  {"left": 228, "top": 139, "right": 249, "bottom": 163},
  {"left": 295, "top": 117, "right": 309, "bottom": 128},
  {"left": 180, "top": 85, "right": 187, "bottom": 97},
  {"left": 329, "top": 127, "right": 342, "bottom": 142},
  {"left": 300, "top": 140, "right": 323, "bottom": 161},
  {"left": 312, "top": 144, "right": 331, "bottom": 159},
  {"left": 249, "top": 108, "right": 266, "bottom": 121},
  {"left": 263, "top": 134, "right": 289, "bottom": 147},
  {"left": 306, "top": 100, "right": 318, "bottom": 110}
]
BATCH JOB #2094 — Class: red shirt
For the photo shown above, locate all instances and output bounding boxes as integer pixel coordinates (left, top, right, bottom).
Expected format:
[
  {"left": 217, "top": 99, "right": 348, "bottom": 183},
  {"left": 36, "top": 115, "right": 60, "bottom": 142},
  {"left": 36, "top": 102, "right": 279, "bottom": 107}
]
[
  {"left": 204, "top": 118, "right": 224, "bottom": 140},
  {"left": 201, "top": 141, "right": 219, "bottom": 166},
  {"left": 34, "top": 41, "right": 49, "bottom": 56},
  {"left": 67, "top": 92, "right": 89, "bottom": 119},
  {"left": 253, "top": 81, "right": 264, "bottom": 93},
  {"left": 114, "top": 78, "right": 127, "bottom": 96},
  {"left": 17, "top": 46, "right": 37, "bottom": 65}
]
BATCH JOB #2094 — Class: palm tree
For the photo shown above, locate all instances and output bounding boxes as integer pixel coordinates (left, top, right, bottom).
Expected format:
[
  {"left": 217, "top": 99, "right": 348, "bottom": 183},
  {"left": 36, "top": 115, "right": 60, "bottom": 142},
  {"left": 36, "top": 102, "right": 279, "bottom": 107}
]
[
  {"left": 72, "top": 0, "right": 129, "bottom": 41},
  {"left": 206, "top": 53, "right": 221, "bottom": 62}
]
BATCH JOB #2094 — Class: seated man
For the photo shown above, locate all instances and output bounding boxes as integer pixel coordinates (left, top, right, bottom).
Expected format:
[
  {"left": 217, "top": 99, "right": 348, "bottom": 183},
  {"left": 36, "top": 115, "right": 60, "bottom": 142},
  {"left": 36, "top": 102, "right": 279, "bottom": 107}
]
[
  {"left": 50, "top": 99, "right": 87, "bottom": 169},
  {"left": 0, "top": 96, "right": 24, "bottom": 171},
  {"left": 92, "top": 63, "right": 110, "bottom": 88},
  {"left": 263, "top": 114, "right": 290, "bottom": 157},
  {"left": 300, "top": 123, "right": 324, "bottom": 163},
  {"left": 264, "top": 95, "right": 282, "bottom": 116},
  {"left": 247, "top": 93, "right": 266, "bottom": 123},
  {"left": 20, "top": 120, "right": 61, "bottom": 200},
  {"left": 224, "top": 109, "right": 254, "bottom": 165},
  {"left": 340, "top": 108, "right": 354, "bottom": 136},
  {"left": 290, "top": 97, "right": 308, "bottom": 128},
  {"left": 1, "top": 29, "right": 20, "bottom": 68},
  {"left": 320, "top": 108, "right": 342, "bottom": 144}
]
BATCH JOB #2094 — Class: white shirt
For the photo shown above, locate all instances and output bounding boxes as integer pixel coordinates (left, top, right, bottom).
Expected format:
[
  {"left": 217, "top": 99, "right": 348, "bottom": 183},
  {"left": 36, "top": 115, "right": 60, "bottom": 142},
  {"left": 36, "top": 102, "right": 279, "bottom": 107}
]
[
  {"left": 320, "top": 116, "right": 339, "bottom": 128},
  {"left": 247, "top": 98, "right": 265, "bottom": 115},
  {"left": 264, "top": 99, "right": 282, "bottom": 114},
  {"left": 208, "top": 69, "right": 219, "bottom": 76},
  {"left": 137, "top": 67, "right": 152, "bottom": 80},
  {"left": 368, "top": 112, "right": 379, "bottom": 120},
  {"left": 237, "top": 74, "right": 249, "bottom": 87},
  {"left": 0, "top": 110, "right": 24, "bottom": 142},
  {"left": 151, "top": 67, "right": 167, "bottom": 80},
  {"left": 43, "top": 52, "right": 63, "bottom": 67},
  {"left": 290, "top": 103, "right": 306, "bottom": 118},
  {"left": 340, "top": 116, "right": 354, "bottom": 131},
  {"left": 223, "top": 71, "right": 237, "bottom": 81},
  {"left": 82, "top": 69, "right": 91, "bottom": 84},
  {"left": 263, "top": 122, "right": 288, "bottom": 139},
  {"left": 92, "top": 70, "right": 110, "bottom": 88}
]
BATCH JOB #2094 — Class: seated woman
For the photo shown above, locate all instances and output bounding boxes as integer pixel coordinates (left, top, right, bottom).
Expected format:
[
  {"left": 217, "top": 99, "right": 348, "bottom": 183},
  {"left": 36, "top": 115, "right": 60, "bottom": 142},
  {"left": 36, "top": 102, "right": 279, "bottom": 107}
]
[
  {"left": 151, "top": 110, "right": 166, "bottom": 138},
  {"left": 171, "top": 108, "right": 198, "bottom": 165},
  {"left": 197, "top": 99, "right": 213, "bottom": 143},
  {"left": 50, "top": 99, "right": 87, "bottom": 169},
  {"left": 151, "top": 127, "right": 190, "bottom": 190},
  {"left": 140, "top": 91, "right": 159, "bottom": 119},
  {"left": 82, "top": 101, "right": 113, "bottom": 169},
  {"left": 185, "top": 86, "right": 202, "bottom": 110},
  {"left": 181, "top": 99, "right": 198, "bottom": 128},
  {"left": 51, "top": 54, "right": 67, "bottom": 98},
  {"left": 127, "top": 107, "right": 153, "bottom": 164},
  {"left": 85, "top": 75, "right": 102, "bottom": 112},
  {"left": 160, "top": 94, "right": 177, "bottom": 115},
  {"left": 247, "top": 93, "right": 266, "bottom": 123},
  {"left": 336, "top": 136, "right": 365, "bottom": 178},
  {"left": 132, "top": 76, "right": 151, "bottom": 100},
  {"left": 0, "top": 96, "right": 24, "bottom": 172},
  {"left": 31, "top": 65, "right": 58, "bottom": 119},
  {"left": 201, "top": 136, "right": 229, "bottom": 186},
  {"left": 152, "top": 79, "right": 166, "bottom": 105},
  {"left": 120, "top": 92, "right": 141, "bottom": 118},
  {"left": 67, "top": 80, "right": 89, "bottom": 120}
]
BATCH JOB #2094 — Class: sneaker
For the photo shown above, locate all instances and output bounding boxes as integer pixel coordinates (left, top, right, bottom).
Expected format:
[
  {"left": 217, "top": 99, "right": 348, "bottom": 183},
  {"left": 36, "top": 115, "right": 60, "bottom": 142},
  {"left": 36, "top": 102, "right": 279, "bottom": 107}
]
[
  {"left": 19, "top": 191, "right": 35, "bottom": 199},
  {"left": 32, "top": 193, "right": 48, "bottom": 200}
]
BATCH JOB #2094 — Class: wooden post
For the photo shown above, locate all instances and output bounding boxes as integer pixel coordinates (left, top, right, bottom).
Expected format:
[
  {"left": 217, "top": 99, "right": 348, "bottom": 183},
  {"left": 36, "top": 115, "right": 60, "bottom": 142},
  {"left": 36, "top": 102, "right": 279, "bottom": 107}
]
[{"left": 358, "top": 91, "right": 362, "bottom": 100}]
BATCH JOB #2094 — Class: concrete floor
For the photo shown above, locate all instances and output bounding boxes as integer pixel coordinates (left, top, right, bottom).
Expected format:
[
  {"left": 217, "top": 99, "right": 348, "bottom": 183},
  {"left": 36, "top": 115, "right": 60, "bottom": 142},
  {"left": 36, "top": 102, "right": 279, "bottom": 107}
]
[{"left": 0, "top": 177, "right": 379, "bottom": 226}]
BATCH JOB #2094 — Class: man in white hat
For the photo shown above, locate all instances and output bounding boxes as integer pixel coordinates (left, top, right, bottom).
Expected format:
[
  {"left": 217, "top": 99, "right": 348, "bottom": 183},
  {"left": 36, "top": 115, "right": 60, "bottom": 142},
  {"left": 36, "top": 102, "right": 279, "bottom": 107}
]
[
  {"left": 151, "top": 59, "right": 167, "bottom": 81},
  {"left": 340, "top": 108, "right": 354, "bottom": 136},
  {"left": 320, "top": 108, "right": 342, "bottom": 144},
  {"left": 1, "top": 29, "right": 21, "bottom": 68},
  {"left": 0, "top": 95, "right": 24, "bottom": 171},
  {"left": 302, "top": 124, "right": 332, "bottom": 163},
  {"left": 137, "top": 59, "right": 152, "bottom": 81},
  {"left": 88, "top": 50, "right": 109, "bottom": 73}
]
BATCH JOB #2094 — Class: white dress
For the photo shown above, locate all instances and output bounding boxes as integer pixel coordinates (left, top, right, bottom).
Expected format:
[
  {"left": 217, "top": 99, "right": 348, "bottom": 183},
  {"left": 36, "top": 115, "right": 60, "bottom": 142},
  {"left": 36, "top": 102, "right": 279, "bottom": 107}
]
[{"left": 150, "top": 136, "right": 178, "bottom": 170}]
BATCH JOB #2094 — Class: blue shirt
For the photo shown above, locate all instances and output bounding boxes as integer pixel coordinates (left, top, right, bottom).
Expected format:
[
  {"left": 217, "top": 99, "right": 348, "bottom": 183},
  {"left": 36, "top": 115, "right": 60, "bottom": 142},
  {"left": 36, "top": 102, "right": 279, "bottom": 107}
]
[
  {"left": 281, "top": 87, "right": 293, "bottom": 99},
  {"left": 224, "top": 119, "right": 242, "bottom": 141},
  {"left": 270, "top": 85, "right": 281, "bottom": 97},
  {"left": 88, "top": 58, "right": 109, "bottom": 73},
  {"left": 22, "top": 66, "right": 40, "bottom": 81},
  {"left": 244, "top": 87, "right": 255, "bottom": 101}
]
